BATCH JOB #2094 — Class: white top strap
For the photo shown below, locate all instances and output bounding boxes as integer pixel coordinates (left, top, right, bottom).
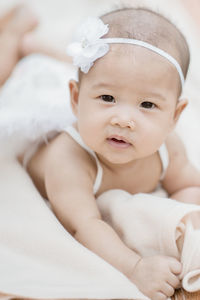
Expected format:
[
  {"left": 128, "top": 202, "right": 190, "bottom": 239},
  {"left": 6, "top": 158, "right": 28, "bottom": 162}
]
[
  {"left": 64, "top": 126, "right": 103, "bottom": 195},
  {"left": 158, "top": 144, "right": 169, "bottom": 180}
]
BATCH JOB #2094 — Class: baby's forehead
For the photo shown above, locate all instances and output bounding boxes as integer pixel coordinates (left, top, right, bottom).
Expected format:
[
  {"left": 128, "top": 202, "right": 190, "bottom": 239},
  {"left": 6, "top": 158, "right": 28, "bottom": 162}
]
[
  {"left": 85, "top": 47, "right": 180, "bottom": 98},
  {"left": 92, "top": 45, "right": 178, "bottom": 77}
]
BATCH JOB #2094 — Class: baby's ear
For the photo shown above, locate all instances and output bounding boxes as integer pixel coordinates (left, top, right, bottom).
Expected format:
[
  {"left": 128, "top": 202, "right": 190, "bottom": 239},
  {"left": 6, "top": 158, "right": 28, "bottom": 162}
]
[
  {"left": 173, "top": 98, "right": 188, "bottom": 123},
  {"left": 69, "top": 80, "right": 80, "bottom": 116}
]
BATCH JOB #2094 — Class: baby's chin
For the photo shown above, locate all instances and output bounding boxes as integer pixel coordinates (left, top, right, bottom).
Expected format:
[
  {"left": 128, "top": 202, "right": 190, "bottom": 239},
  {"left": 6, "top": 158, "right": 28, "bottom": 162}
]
[{"left": 99, "top": 151, "right": 136, "bottom": 166}]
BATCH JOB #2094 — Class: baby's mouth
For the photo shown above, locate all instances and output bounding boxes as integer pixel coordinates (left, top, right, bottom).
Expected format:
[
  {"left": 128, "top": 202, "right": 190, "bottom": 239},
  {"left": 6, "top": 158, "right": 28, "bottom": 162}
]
[{"left": 107, "top": 136, "right": 132, "bottom": 149}]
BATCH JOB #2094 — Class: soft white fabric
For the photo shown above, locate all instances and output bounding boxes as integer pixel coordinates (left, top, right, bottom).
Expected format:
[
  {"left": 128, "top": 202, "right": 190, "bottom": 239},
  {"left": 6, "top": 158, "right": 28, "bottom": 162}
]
[
  {"left": 0, "top": 54, "right": 76, "bottom": 157},
  {"left": 67, "top": 17, "right": 110, "bottom": 73},
  {"left": 159, "top": 143, "right": 169, "bottom": 180}
]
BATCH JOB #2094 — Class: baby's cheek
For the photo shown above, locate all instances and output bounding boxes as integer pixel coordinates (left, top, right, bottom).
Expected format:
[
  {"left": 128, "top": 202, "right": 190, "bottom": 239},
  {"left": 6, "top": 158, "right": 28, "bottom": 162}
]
[
  {"left": 78, "top": 120, "right": 100, "bottom": 149},
  {"left": 140, "top": 124, "right": 168, "bottom": 152}
]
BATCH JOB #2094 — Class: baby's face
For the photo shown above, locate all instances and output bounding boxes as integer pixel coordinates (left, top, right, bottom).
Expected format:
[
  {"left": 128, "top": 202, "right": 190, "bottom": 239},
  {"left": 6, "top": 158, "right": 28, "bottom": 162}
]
[{"left": 70, "top": 45, "right": 186, "bottom": 165}]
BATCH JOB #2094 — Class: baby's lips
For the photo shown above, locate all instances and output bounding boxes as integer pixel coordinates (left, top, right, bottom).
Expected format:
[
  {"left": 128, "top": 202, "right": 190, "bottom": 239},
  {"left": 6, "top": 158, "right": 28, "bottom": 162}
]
[{"left": 107, "top": 135, "right": 132, "bottom": 145}]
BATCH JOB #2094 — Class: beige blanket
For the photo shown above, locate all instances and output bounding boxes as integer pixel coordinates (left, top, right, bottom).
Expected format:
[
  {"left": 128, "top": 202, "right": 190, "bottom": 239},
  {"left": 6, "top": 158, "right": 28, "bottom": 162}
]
[
  {"left": 1, "top": 154, "right": 200, "bottom": 300},
  {"left": 97, "top": 190, "right": 200, "bottom": 292}
]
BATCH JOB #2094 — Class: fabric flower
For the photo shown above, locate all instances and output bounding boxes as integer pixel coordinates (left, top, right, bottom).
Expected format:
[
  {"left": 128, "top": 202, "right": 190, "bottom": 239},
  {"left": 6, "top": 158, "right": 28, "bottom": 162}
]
[{"left": 67, "top": 17, "right": 109, "bottom": 73}]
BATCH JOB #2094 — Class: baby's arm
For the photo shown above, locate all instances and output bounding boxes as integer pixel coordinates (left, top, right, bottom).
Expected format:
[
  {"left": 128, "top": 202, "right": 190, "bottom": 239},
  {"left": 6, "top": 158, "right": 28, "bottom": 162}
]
[
  {"left": 44, "top": 134, "right": 141, "bottom": 274},
  {"left": 44, "top": 134, "right": 181, "bottom": 300},
  {"left": 162, "top": 133, "right": 200, "bottom": 205}
]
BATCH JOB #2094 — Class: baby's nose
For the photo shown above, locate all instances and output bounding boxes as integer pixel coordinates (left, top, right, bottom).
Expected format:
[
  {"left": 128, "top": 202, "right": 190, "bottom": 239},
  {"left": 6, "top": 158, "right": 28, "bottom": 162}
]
[{"left": 110, "top": 117, "right": 135, "bottom": 130}]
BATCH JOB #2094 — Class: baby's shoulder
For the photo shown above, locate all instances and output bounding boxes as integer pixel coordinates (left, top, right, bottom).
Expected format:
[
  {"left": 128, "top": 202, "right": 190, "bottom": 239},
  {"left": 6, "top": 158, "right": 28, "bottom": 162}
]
[{"left": 46, "top": 131, "right": 97, "bottom": 176}]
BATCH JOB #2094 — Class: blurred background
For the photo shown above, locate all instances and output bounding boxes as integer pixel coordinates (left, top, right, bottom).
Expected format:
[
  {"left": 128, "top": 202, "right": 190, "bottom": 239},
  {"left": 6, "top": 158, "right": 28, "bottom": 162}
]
[
  {"left": 0, "top": 0, "right": 200, "bottom": 166},
  {"left": 0, "top": 0, "right": 199, "bottom": 53}
]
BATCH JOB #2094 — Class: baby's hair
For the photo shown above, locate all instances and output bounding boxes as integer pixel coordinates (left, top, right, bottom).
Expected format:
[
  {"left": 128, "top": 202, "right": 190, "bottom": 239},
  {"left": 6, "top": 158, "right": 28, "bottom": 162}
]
[{"left": 78, "top": 6, "right": 190, "bottom": 83}]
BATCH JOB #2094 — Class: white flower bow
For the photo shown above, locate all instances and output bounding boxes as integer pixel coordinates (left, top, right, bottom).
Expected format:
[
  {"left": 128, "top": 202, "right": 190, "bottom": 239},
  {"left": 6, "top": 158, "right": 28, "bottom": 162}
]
[{"left": 67, "top": 17, "right": 109, "bottom": 73}]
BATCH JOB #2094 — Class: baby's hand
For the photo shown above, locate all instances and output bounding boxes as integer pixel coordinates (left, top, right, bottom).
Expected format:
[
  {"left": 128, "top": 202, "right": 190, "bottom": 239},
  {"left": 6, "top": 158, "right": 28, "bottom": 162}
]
[{"left": 130, "top": 255, "right": 182, "bottom": 300}]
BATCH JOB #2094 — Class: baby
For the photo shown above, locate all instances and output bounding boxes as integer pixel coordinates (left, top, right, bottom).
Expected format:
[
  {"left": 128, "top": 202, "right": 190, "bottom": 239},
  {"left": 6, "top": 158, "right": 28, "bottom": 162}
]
[{"left": 21, "top": 7, "right": 200, "bottom": 300}]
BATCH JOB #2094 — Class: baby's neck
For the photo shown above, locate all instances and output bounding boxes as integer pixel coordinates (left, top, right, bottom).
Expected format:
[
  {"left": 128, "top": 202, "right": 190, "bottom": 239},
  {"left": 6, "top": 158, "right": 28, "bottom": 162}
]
[{"left": 97, "top": 152, "right": 157, "bottom": 175}]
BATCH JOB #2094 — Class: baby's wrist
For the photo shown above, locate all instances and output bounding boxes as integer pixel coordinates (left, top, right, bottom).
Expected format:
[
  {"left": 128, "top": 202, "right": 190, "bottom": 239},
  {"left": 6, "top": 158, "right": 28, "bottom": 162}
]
[
  {"left": 133, "top": 257, "right": 143, "bottom": 270},
  {"left": 125, "top": 255, "right": 142, "bottom": 279}
]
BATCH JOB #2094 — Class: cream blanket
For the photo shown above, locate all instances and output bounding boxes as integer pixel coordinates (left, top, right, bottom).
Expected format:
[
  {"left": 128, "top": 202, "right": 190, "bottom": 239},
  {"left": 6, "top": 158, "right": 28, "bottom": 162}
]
[
  {"left": 1, "top": 154, "right": 200, "bottom": 299},
  {"left": 0, "top": 156, "right": 146, "bottom": 300}
]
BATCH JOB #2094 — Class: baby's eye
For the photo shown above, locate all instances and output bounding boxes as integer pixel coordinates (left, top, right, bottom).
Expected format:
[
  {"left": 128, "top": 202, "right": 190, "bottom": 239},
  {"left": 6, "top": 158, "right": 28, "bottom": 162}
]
[
  {"left": 140, "top": 101, "right": 156, "bottom": 109},
  {"left": 100, "top": 95, "right": 115, "bottom": 103}
]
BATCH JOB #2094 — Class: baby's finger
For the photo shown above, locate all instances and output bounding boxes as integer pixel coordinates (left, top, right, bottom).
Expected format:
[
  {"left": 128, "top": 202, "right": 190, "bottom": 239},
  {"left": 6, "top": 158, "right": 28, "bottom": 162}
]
[
  {"left": 161, "top": 283, "right": 175, "bottom": 297},
  {"left": 153, "top": 292, "right": 167, "bottom": 300},
  {"left": 167, "top": 273, "right": 181, "bottom": 288},
  {"left": 169, "top": 258, "right": 182, "bottom": 274}
]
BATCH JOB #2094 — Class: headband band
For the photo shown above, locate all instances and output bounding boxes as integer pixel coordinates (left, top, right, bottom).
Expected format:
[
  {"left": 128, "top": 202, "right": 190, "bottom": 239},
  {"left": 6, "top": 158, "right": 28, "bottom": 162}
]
[
  {"left": 67, "top": 17, "right": 184, "bottom": 89},
  {"left": 99, "top": 38, "right": 184, "bottom": 89}
]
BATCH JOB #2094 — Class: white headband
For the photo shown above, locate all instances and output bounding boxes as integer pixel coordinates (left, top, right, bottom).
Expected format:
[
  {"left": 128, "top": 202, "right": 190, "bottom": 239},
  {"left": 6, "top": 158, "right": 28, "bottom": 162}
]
[{"left": 67, "top": 17, "right": 184, "bottom": 89}]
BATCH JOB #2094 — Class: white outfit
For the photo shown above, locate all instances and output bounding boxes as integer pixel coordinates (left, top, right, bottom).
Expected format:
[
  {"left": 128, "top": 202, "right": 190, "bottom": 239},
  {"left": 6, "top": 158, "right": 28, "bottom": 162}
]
[
  {"left": 0, "top": 54, "right": 76, "bottom": 157},
  {"left": 64, "top": 125, "right": 169, "bottom": 196}
]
